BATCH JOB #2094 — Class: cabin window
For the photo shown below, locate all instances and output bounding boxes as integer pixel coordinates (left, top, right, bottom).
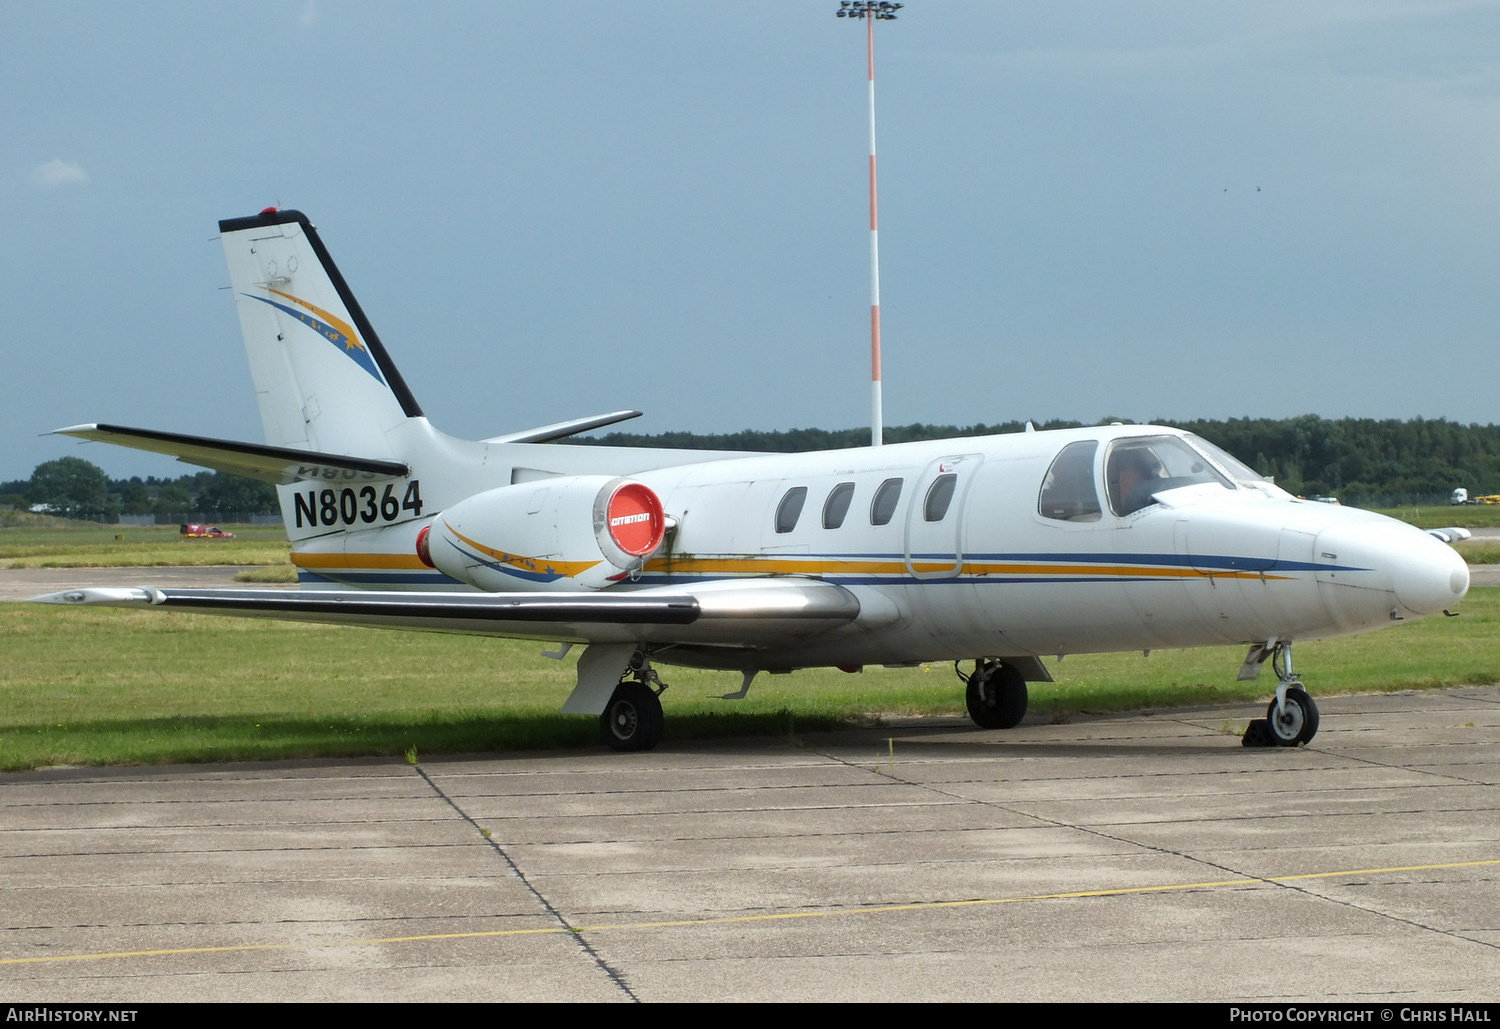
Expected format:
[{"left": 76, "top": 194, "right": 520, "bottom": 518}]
[
  {"left": 1038, "top": 441, "right": 1101, "bottom": 521},
  {"left": 923, "top": 474, "right": 958, "bottom": 522},
  {"left": 775, "top": 487, "right": 808, "bottom": 533},
  {"left": 1106, "top": 435, "right": 1234, "bottom": 516},
  {"left": 823, "top": 482, "right": 855, "bottom": 529},
  {"left": 870, "top": 478, "right": 903, "bottom": 526}
]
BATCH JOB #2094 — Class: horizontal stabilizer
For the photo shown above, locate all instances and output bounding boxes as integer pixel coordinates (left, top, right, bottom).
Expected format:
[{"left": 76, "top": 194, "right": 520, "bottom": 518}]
[
  {"left": 484, "top": 410, "right": 643, "bottom": 445},
  {"left": 31, "top": 578, "right": 861, "bottom": 648},
  {"left": 51, "top": 424, "right": 409, "bottom": 484}
]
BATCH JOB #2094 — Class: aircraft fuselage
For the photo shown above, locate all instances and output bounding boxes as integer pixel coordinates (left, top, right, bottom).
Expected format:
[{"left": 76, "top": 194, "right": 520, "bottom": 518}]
[{"left": 288, "top": 422, "right": 1468, "bottom": 675}]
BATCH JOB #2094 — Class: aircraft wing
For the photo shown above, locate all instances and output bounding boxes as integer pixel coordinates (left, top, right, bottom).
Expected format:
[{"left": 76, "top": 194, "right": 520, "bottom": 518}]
[
  {"left": 29, "top": 579, "right": 862, "bottom": 649},
  {"left": 1426, "top": 526, "right": 1472, "bottom": 544},
  {"left": 50, "top": 424, "right": 409, "bottom": 484}
]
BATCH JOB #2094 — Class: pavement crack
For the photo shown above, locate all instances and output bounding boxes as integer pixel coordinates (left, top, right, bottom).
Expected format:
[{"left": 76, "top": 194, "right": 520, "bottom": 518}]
[
  {"left": 1244, "top": 875, "right": 1500, "bottom": 954},
  {"left": 407, "top": 762, "right": 639, "bottom": 1002},
  {"left": 807, "top": 742, "right": 1261, "bottom": 882},
  {"left": 804, "top": 741, "right": 1500, "bottom": 956},
  {"left": 1321, "top": 744, "right": 1497, "bottom": 787}
]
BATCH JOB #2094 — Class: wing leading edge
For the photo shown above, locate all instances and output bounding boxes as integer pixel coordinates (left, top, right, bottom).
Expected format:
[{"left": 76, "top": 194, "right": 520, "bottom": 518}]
[{"left": 30, "top": 579, "right": 862, "bottom": 648}]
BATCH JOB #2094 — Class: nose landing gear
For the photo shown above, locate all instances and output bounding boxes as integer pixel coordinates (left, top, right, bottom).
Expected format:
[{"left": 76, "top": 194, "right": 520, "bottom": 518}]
[{"left": 1243, "top": 642, "right": 1320, "bottom": 747}]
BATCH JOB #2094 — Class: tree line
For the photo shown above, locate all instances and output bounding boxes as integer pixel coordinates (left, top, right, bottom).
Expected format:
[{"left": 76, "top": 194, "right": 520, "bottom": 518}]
[
  {"left": 583, "top": 414, "right": 1500, "bottom": 506},
  {"left": 5, "top": 414, "right": 1497, "bottom": 522},
  {"left": 0, "top": 458, "right": 279, "bottom": 523}
]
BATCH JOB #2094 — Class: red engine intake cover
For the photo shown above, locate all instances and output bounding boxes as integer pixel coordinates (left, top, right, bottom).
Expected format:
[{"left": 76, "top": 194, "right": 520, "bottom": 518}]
[{"left": 604, "top": 482, "right": 666, "bottom": 558}]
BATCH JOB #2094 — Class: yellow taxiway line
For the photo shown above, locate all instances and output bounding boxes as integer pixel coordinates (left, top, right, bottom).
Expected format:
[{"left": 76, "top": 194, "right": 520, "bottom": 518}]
[{"left": 4, "top": 857, "right": 1497, "bottom": 967}]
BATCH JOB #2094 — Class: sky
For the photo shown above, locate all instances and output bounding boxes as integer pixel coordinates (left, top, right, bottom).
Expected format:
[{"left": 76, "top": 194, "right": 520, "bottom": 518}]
[{"left": 4, "top": 1, "right": 1500, "bottom": 482}]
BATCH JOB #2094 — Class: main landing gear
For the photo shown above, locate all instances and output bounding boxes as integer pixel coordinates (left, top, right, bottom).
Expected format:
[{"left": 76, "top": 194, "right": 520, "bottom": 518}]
[
  {"left": 959, "top": 659, "right": 1028, "bottom": 729},
  {"left": 1242, "top": 641, "right": 1320, "bottom": 748},
  {"left": 600, "top": 651, "right": 666, "bottom": 752}
]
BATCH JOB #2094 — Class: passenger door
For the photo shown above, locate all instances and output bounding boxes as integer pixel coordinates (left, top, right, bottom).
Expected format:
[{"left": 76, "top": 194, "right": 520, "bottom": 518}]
[{"left": 904, "top": 454, "right": 982, "bottom": 580}]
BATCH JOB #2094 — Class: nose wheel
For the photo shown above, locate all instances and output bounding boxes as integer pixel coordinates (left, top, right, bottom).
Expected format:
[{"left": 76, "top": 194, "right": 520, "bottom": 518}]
[
  {"left": 1264, "top": 686, "right": 1319, "bottom": 746},
  {"left": 1243, "top": 642, "right": 1320, "bottom": 747}
]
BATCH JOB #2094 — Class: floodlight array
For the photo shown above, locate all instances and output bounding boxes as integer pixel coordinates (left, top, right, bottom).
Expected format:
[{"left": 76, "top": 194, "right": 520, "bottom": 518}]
[{"left": 836, "top": 1, "right": 901, "bottom": 20}]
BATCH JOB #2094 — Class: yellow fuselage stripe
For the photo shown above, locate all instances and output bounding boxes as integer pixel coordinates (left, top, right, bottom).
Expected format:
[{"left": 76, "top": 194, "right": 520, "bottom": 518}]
[{"left": 292, "top": 550, "right": 1290, "bottom": 582}]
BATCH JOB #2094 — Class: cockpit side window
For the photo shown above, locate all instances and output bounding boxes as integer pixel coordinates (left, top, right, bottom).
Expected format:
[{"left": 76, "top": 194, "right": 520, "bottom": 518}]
[
  {"left": 1038, "top": 441, "right": 1101, "bottom": 522},
  {"left": 1106, "top": 435, "right": 1233, "bottom": 516}
]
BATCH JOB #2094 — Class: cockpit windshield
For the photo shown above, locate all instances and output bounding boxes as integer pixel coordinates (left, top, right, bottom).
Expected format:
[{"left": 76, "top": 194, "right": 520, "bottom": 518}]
[
  {"left": 1182, "top": 434, "right": 1267, "bottom": 487},
  {"left": 1105, "top": 435, "right": 1234, "bottom": 516}
]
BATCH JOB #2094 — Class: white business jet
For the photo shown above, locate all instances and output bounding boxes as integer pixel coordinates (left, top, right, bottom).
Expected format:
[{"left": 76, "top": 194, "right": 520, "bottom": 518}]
[{"left": 35, "top": 209, "right": 1471, "bottom": 751}]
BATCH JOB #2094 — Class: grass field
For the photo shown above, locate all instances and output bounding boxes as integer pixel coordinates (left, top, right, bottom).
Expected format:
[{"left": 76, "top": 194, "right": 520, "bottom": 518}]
[
  {"left": 3, "top": 588, "right": 1496, "bottom": 770},
  {"left": 0, "top": 523, "right": 290, "bottom": 569},
  {"left": 1372, "top": 504, "right": 1500, "bottom": 529},
  {"left": 1456, "top": 541, "right": 1500, "bottom": 564}
]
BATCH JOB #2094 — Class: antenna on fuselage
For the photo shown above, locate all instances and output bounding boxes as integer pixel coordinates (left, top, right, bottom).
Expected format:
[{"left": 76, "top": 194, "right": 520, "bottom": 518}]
[{"left": 836, "top": 1, "right": 903, "bottom": 447}]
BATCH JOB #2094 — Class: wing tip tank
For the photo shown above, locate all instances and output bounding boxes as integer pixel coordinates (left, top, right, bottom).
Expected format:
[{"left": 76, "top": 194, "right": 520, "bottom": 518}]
[{"left": 30, "top": 587, "right": 160, "bottom": 606}]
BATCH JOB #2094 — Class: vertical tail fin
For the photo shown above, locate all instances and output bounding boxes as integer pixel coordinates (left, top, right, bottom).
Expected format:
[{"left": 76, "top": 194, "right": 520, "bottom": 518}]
[{"left": 219, "top": 209, "right": 423, "bottom": 459}]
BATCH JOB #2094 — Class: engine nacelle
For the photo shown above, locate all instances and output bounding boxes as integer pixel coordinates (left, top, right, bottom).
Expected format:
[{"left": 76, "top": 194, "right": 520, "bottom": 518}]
[{"left": 421, "top": 475, "right": 667, "bottom": 591}]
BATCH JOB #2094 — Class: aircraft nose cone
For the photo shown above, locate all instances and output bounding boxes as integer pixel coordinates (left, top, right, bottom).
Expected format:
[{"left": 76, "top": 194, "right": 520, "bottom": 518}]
[
  {"left": 1316, "top": 521, "right": 1469, "bottom": 618},
  {"left": 1395, "top": 533, "right": 1470, "bottom": 615}
]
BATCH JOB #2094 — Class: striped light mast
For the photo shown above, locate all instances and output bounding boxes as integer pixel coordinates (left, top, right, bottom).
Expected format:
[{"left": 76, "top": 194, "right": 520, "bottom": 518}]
[{"left": 836, "top": 0, "right": 902, "bottom": 447}]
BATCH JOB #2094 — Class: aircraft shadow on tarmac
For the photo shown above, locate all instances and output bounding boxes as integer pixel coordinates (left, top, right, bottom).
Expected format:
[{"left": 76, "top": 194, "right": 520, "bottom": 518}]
[{"left": 3, "top": 707, "right": 1284, "bottom": 769}]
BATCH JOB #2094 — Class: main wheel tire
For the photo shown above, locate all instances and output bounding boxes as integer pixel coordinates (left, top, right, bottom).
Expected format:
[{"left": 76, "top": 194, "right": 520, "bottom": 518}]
[
  {"left": 600, "top": 681, "right": 664, "bottom": 752},
  {"left": 1265, "top": 686, "right": 1319, "bottom": 747},
  {"left": 965, "top": 661, "right": 1028, "bottom": 729}
]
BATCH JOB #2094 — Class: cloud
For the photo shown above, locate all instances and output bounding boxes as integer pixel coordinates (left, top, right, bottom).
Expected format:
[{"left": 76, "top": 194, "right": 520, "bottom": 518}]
[{"left": 30, "top": 158, "right": 89, "bottom": 187}]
